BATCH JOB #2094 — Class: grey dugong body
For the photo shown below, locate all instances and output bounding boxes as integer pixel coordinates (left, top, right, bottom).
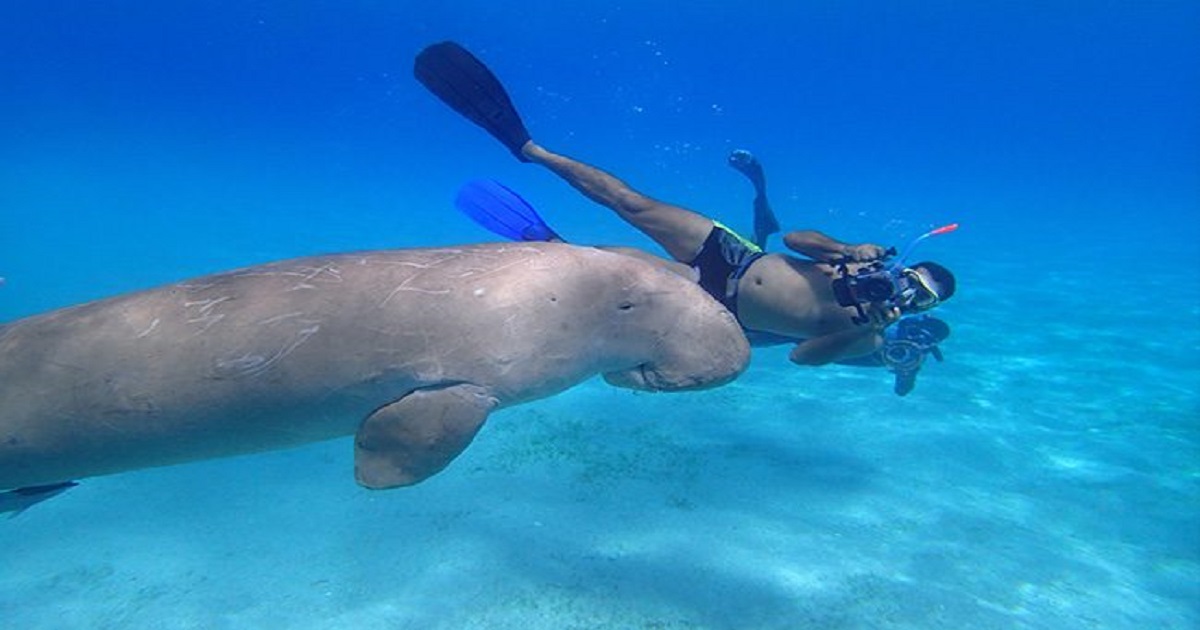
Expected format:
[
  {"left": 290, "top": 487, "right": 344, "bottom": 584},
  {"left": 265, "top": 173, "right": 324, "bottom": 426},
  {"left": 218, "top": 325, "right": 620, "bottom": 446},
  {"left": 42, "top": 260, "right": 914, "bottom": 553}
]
[{"left": 0, "top": 243, "right": 748, "bottom": 490}]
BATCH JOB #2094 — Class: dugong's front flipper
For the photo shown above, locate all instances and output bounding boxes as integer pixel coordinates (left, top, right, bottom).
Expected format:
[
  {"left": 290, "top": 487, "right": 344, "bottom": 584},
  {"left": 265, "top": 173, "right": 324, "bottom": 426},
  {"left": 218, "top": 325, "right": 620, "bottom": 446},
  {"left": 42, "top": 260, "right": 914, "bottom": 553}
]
[{"left": 354, "top": 384, "right": 497, "bottom": 489}]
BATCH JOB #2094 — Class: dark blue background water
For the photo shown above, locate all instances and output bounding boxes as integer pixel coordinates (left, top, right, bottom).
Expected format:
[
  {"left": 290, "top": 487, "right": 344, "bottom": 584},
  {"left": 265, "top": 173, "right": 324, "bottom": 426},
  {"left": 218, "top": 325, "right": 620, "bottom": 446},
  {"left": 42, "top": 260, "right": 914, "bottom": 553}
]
[
  {"left": 2, "top": 2, "right": 1197, "bottom": 628},
  {"left": 4, "top": 1, "right": 1197, "bottom": 311}
]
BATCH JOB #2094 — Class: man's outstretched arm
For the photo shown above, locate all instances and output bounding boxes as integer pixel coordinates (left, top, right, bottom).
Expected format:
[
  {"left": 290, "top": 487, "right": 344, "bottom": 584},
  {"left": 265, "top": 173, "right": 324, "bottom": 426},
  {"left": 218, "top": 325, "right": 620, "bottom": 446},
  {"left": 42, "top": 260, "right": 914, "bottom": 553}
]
[
  {"left": 789, "top": 328, "right": 882, "bottom": 365},
  {"left": 782, "top": 230, "right": 888, "bottom": 263},
  {"left": 788, "top": 304, "right": 900, "bottom": 365}
]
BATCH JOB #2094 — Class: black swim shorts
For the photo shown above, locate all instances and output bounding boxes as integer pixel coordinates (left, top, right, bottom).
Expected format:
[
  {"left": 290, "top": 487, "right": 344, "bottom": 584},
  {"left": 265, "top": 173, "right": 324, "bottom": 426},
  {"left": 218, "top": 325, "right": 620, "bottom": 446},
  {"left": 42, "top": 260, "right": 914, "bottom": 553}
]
[{"left": 688, "top": 222, "right": 765, "bottom": 319}]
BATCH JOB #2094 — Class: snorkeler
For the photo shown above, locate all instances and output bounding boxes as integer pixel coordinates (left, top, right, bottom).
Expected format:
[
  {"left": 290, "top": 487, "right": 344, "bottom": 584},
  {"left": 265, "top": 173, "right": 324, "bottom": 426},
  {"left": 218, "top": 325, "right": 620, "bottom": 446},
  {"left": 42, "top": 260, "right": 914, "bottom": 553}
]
[
  {"left": 723, "top": 149, "right": 953, "bottom": 395},
  {"left": 455, "top": 151, "right": 953, "bottom": 397},
  {"left": 416, "top": 41, "right": 956, "bottom": 366}
]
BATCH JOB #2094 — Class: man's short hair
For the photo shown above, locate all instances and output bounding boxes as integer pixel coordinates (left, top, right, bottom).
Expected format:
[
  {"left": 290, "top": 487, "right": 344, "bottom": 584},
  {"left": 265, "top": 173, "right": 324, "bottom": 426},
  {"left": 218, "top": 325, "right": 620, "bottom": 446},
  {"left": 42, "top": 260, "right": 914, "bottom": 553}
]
[{"left": 912, "top": 261, "right": 956, "bottom": 301}]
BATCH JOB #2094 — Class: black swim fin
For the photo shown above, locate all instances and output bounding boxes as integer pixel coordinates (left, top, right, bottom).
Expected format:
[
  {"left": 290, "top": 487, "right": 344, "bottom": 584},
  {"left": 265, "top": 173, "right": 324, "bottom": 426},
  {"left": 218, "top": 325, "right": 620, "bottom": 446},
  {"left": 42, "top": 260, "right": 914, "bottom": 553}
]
[
  {"left": 728, "top": 149, "right": 780, "bottom": 249},
  {"left": 414, "top": 41, "right": 532, "bottom": 162}
]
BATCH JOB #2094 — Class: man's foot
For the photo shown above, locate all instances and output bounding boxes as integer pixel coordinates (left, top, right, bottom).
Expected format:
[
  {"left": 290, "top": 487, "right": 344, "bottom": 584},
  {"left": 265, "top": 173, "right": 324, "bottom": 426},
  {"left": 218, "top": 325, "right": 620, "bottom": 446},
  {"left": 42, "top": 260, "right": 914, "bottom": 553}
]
[
  {"left": 728, "top": 149, "right": 766, "bottom": 192},
  {"left": 519, "top": 139, "right": 537, "bottom": 161},
  {"left": 728, "top": 149, "right": 779, "bottom": 248}
]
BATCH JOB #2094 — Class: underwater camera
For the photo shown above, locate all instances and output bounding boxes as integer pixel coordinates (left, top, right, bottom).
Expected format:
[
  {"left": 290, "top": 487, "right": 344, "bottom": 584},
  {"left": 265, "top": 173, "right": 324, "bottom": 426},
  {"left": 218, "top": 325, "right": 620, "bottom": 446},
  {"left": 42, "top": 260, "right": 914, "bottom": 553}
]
[
  {"left": 832, "top": 223, "right": 959, "bottom": 326},
  {"left": 831, "top": 262, "right": 902, "bottom": 307},
  {"left": 829, "top": 248, "right": 908, "bottom": 325}
]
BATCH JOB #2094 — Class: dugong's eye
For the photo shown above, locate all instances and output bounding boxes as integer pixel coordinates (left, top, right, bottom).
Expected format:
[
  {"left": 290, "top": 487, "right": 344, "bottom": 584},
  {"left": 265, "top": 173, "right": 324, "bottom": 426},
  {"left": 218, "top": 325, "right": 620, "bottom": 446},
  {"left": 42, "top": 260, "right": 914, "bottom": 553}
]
[{"left": 617, "top": 301, "right": 634, "bottom": 311}]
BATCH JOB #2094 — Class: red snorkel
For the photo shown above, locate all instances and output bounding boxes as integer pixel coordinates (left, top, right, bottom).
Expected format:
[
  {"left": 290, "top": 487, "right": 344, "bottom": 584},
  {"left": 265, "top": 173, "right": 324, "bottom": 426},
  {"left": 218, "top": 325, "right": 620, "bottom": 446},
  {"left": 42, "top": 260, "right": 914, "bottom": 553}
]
[{"left": 894, "top": 223, "right": 959, "bottom": 268}]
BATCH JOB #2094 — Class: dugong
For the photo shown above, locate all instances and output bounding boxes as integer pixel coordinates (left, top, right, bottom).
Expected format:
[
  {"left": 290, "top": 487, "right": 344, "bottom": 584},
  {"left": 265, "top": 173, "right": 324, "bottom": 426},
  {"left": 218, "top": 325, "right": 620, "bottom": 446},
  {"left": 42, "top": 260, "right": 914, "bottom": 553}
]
[{"left": 0, "top": 243, "right": 748, "bottom": 490}]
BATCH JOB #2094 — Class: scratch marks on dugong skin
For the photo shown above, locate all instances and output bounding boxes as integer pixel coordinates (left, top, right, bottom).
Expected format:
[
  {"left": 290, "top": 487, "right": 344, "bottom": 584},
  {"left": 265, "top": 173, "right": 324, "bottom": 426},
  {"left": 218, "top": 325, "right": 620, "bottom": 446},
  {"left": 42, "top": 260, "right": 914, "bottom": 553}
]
[
  {"left": 135, "top": 318, "right": 160, "bottom": 339},
  {"left": 184, "top": 296, "right": 232, "bottom": 334},
  {"left": 367, "top": 248, "right": 543, "bottom": 308},
  {"left": 378, "top": 274, "right": 452, "bottom": 308},
  {"left": 214, "top": 312, "right": 323, "bottom": 378},
  {"left": 192, "top": 248, "right": 551, "bottom": 378},
  {"left": 229, "top": 263, "right": 345, "bottom": 292}
]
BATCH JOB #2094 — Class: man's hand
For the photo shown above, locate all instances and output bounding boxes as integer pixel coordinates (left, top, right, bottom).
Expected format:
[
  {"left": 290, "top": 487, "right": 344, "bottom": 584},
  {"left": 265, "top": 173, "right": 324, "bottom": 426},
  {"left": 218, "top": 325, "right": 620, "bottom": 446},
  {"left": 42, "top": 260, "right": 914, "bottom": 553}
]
[
  {"left": 839, "top": 243, "right": 889, "bottom": 262},
  {"left": 866, "top": 303, "right": 902, "bottom": 331}
]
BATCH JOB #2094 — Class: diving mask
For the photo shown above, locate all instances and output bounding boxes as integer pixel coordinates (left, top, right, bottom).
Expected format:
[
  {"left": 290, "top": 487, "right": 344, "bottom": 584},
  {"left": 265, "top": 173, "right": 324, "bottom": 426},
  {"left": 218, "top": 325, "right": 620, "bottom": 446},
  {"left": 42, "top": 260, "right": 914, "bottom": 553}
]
[{"left": 899, "top": 268, "right": 941, "bottom": 312}]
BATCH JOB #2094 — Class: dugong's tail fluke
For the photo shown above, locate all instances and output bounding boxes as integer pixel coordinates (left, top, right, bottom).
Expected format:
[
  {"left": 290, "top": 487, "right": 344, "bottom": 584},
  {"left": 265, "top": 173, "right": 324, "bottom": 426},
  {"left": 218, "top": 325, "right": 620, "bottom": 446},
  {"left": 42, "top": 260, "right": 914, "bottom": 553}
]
[{"left": 1, "top": 481, "right": 78, "bottom": 519}]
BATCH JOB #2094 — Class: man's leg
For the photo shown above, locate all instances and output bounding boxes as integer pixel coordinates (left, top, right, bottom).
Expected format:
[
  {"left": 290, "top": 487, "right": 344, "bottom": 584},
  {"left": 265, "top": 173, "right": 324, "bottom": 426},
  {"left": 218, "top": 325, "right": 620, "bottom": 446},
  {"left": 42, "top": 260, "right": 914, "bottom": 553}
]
[
  {"left": 728, "top": 149, "right": 780, "bottom": 249},
  {"left": 521, "top": 141, "right": 714, "bottom": 262}
]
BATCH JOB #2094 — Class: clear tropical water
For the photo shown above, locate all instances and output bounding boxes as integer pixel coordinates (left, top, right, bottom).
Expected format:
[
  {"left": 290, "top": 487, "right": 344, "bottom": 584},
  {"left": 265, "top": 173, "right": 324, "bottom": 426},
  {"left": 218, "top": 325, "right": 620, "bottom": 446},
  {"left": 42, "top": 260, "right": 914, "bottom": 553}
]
[{"left": 2, "top": 2, "right": 1197, "bottom": 628}]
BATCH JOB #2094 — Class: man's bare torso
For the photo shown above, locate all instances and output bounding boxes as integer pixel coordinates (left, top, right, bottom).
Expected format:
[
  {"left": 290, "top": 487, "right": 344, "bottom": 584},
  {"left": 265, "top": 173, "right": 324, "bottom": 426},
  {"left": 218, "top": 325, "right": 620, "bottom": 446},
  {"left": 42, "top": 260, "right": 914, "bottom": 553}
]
[{"left": 736, "top": 254, "right": 862, "bottom": 338}]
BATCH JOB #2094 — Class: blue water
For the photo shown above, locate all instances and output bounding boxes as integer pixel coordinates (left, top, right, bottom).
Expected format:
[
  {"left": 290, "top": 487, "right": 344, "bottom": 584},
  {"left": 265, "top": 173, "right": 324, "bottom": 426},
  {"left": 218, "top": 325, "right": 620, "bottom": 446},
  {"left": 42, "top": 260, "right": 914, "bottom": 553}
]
[{"left": 2, "top": 2, "right": 1197, "bottom": 628}]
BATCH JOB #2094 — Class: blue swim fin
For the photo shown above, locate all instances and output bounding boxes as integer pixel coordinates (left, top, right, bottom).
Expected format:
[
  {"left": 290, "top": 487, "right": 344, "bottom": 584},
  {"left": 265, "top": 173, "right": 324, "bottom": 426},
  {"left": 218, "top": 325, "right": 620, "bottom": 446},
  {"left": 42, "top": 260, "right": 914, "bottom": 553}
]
[{"left": 454, "top": 179, "right": 565, "bottom": 242}]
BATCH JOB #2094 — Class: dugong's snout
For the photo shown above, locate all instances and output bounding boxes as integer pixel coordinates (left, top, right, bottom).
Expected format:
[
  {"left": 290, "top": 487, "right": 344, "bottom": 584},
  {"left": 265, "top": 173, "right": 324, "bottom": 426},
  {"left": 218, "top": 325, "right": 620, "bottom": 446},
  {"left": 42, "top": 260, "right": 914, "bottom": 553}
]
[{"left": 604, "top": 298, "right": 750, "bottom": 392}]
